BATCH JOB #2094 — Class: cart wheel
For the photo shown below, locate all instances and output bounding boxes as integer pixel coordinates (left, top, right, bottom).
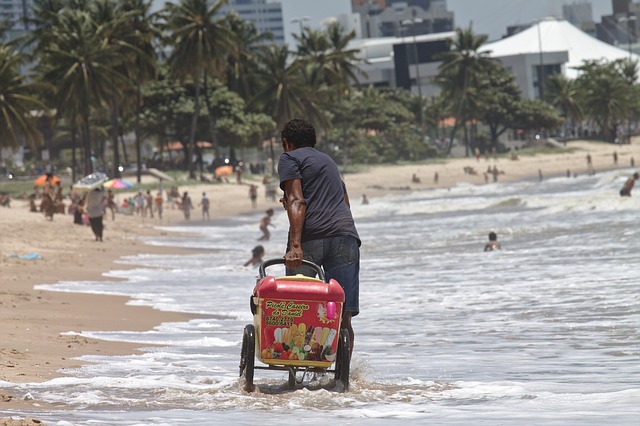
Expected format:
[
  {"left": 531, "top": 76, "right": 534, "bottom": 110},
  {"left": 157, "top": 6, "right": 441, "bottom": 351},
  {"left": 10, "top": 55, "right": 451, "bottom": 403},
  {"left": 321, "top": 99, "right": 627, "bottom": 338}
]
[
  {"left": 287, "top": 367, "right": 296, "bottom": 390},
  {"left": 334, "top": 328, "right": 350, "bottom": 392},
  {"left": 239, "top": 324, "right": 255, "bottom": 392}
]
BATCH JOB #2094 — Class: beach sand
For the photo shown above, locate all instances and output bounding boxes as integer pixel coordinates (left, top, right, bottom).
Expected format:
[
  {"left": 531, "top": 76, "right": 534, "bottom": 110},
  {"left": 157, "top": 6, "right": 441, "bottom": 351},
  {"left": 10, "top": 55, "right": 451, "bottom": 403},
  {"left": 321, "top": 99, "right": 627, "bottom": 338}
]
[{"left": 1, "top": 139, "right": 638, "bottom": 422}]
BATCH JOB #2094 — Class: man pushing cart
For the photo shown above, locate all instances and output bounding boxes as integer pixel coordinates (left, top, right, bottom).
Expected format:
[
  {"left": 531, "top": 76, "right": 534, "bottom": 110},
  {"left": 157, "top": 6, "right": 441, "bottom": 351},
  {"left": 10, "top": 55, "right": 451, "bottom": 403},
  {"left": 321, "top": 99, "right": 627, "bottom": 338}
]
[{"left": 239, "top": 118, "right": 361, "bottom": 392}]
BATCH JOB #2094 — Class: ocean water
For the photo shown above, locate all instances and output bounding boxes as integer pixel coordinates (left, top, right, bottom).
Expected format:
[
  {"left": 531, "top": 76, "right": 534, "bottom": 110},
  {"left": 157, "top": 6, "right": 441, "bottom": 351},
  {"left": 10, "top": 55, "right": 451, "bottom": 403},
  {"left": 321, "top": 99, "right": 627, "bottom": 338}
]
[{"left": 1, "top": 169, "right": 639, "bottom": 425}]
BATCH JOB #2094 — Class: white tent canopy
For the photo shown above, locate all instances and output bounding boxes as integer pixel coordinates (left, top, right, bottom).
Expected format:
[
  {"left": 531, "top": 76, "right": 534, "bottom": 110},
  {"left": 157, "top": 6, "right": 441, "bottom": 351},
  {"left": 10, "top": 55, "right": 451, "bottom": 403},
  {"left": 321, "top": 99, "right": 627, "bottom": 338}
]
[{"left": 482, "top": 17, "right": 639, "bottom": 80}]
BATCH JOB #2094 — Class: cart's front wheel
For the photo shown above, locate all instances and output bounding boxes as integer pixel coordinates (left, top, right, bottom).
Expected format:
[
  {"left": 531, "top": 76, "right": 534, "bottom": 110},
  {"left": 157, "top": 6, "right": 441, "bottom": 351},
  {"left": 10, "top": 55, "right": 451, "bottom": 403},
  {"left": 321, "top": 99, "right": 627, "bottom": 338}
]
[
  {"left": 239, "top": 324, "right": 255, "bottom": 392},
  {"left": 334, "top": 328, "right": 350, "bottom": 392}
]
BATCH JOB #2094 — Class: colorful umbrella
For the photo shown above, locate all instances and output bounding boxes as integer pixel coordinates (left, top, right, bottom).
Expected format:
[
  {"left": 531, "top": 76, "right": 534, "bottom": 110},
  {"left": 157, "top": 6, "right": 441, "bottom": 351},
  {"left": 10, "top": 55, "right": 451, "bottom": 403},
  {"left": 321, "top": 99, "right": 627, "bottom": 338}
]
[
  {"left": 103, "top": 178, "right": 134, "bottom": 189},
  {"left": 34, "top": 173, "right": 60, "bottom": 186}
]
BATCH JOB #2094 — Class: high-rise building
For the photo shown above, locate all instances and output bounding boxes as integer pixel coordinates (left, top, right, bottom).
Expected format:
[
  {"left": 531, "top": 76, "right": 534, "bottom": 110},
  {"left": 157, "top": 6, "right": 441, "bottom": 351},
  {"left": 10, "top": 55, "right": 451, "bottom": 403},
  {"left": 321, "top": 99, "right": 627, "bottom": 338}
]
[
  {"left": 356, "top": 0, "right": 453, "bottom": 39},
  {"left": 216, "top": 0, "right": 285, "bottom": 45},
  {"left": 562, "top": 1, "right": 596, "bottom": 36},
  {"left": 1, "top": 0, "right": 33, "bottom": 40},
  {"left": 600, "top": 0, "right": 638, "bottom": 48}
]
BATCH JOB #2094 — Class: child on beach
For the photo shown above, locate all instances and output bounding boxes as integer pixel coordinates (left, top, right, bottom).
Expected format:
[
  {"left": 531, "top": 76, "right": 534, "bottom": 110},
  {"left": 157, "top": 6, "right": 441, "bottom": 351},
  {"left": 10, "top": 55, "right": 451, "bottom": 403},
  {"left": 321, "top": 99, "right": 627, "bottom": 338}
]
[{"left": 257, "top": 208, "right": 275, "bottom": 241}]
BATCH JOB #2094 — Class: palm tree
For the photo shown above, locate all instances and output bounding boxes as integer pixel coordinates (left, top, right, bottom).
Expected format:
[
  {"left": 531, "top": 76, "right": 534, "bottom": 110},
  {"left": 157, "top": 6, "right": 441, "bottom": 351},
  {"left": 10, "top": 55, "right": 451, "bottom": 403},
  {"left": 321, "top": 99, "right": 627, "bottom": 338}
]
[
  {"left": 252, "top": 45, "right": 308, "bottom": 125},
  {"left": 119, "top": 0, "right": 159, "bottom": 182},
  {"left": 294, "top": 24, "right": 363, "bottom": 100},
  {"left": 436, "top": 26, "right": 494, "bottom": 155},
  {"left": 0, "top": 44, "right": 47, "bottom": 149},
  {"left": 37, "top": 8, "right": 130, "bottom": 174},
  {"left": 576, "top": 60, "right": 630, "bottom": 142},
  {"left": 163, "top": 0, "right": 233, "bottom": 179},
  {"left": 222, "top": 12, "right": 272, "bottom": 101},
  {"left": 544, "top": 73, "right": 583, "bottom": 138},
  {"left": 324, "top": 22, "right": 365, "bottom": 98},
  {"left": 250, "top": 45, "right": 309, "bottom": 174},
  {"left": 89, "top": 0, "right": 133, "bottom": 178}
]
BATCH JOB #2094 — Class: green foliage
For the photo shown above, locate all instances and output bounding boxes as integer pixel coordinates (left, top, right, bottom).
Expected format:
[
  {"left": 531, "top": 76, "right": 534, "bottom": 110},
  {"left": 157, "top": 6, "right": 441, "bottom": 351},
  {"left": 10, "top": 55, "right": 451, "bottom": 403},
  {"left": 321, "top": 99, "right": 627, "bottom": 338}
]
[
  {"left": 474, "top": 61, "right": 523, "bottom": 144},
  {"left": 139, "top": 72, "right": 273, "bottom": 150},
  {"left": 575, "top": 59, "right": 634, "bottom": 142},
  {"left": 323, "top": 88, "right": 436, "bottom": 164},
  {"left": 512, "top": 98, "right": 563, "bottom": 132},
  {"left": 5, "top": 0, "right": 640, "bottom": 172},
  {"left": 0, "top": 45, "right": 47, "bottom": 149}
]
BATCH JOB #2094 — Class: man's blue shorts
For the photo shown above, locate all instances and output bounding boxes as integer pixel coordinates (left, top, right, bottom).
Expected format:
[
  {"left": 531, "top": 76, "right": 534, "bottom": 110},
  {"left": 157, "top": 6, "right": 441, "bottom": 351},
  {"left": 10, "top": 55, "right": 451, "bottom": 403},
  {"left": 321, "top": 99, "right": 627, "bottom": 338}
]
[{"left": 286, "top": 235, "right": 360, "bottom": 317}]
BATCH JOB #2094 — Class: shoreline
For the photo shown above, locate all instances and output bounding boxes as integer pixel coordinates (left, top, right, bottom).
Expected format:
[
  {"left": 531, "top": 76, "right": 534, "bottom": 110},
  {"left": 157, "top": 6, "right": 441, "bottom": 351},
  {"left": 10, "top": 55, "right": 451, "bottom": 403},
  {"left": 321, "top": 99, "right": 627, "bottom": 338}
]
[{"left": 1, "top": 139, "right": 638, "bottom": 417}]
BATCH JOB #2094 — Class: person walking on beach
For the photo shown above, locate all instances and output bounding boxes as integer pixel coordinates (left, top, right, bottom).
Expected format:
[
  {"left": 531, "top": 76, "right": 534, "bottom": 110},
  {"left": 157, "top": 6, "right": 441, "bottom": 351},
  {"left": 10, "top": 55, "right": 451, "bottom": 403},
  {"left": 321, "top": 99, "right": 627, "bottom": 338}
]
[
  {"left": 154, "top": 192, "right": 164, "bottom": 220},
  {"left": 484, "top": 231, "right": 501, "bottom": 251},
  {"left": 135, "top": 191, "right": 144, "bottom": 216},
  {"left": 181, "top": 191, "right": 193, "bottom": 220},
  {"left": 620, "top": 172, "right": 639, "bottom": 197},
  {"left": 278, "top": 118, "right": 361, "bottom": 358},
  {"left": 86, "top": 187, "right": 106, "bottom": 242},
  {"left": 199, "top": 192, "right": 210, "bottom": 220},
  {"left": 106, "top": 189, "right": 117, "bottom": 220},
  {"left": 586, "top": 154, "right": 594, "bottom": 175},
  {"left": 257, "top": 208, "right": 275, "bottom": 241},
  {"left": 144, "top": 190, "right": 154, "bottom": 218},
  {"left": 249, "top": 184, "right": 258, "bottom": 208}
]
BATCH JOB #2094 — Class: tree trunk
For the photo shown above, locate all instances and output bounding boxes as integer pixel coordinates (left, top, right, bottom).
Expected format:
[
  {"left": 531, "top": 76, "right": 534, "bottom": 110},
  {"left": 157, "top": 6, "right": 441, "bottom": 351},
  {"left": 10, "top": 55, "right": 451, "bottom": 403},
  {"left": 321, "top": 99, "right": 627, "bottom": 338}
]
[
  {"left": 203, "top": 73, "right": 220, "bottom": 162},
  {"left": 119, "top": 130, "right": 129, "bottom": 165},
  {"left": 111, "top": 95, "right": 121, "bottom": 178},
  {"left": 135, "top": 85, "right": 142, "bottom": 184},
  {"left": 82, "top": 114, "right": 92, "bottom": 175},
  {"left": 446, "top": 71, "right": 469, "bottom": 156},
  {"left": 187, "top": 76, "right": 201, "bottom": 180},
  {"left": 71, "top": 119, "right": 77, "bottom": 182},
  {"left": 463, "top": 121, "right": 469, "bottom": 157}
]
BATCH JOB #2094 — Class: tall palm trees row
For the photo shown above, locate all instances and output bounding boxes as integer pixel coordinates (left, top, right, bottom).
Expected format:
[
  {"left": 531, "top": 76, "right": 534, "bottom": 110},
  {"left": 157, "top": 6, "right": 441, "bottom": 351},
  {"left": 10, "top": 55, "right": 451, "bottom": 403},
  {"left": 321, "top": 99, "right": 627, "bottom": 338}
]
[
  {"left": 1, "top": 2, "right": 636, "bottom": 175},
  {"left": 1, "top": 0, "right": 362, "bottom": 179}
]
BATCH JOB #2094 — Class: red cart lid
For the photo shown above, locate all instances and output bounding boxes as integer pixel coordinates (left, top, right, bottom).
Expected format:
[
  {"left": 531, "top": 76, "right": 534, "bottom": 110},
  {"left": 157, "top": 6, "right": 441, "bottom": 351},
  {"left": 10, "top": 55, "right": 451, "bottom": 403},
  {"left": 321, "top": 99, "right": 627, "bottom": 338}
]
[{"left": 255, "top": 275, "right": 345, "bottom": 302}]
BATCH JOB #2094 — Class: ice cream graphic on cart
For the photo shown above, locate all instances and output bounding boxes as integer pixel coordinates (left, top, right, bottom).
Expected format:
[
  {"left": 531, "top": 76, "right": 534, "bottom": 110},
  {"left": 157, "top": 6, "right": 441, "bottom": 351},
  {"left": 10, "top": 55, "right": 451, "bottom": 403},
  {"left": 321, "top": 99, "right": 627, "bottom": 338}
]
[{"left": 265, "top": 323, "right": 338, "bottom": 362}]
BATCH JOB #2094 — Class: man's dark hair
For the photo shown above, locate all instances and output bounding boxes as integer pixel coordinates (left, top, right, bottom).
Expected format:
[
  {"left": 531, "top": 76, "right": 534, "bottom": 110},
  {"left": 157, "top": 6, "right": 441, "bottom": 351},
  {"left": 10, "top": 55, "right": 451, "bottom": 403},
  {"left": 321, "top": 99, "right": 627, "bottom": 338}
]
[
  {"left": 281, "top": 118, "right": 316, "bottom": 148},
  {"left": 489, "top": 231, "right": 497, "bottom": 241}
]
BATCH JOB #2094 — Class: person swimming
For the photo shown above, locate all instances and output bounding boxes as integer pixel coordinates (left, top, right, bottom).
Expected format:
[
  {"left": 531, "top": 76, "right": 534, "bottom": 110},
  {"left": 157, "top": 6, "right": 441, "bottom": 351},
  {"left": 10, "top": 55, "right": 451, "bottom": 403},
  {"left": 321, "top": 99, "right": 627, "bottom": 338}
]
[
  {"left": 484, "top": 231, "right": 501, "bottom": 251},
  {"left": 620, "top": 172, "right": 639, "bottom": 197},
  {"left": 244, "top": 245, "right": 265, "bottom": 267}
]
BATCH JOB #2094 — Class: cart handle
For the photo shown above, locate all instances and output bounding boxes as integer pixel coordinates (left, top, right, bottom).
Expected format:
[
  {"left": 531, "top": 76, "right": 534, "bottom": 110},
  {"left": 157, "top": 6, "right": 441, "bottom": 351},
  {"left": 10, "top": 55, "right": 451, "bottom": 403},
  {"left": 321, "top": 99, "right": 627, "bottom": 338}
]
[{"left": 258, "top": 258, "right": 325, "bottom": 282}]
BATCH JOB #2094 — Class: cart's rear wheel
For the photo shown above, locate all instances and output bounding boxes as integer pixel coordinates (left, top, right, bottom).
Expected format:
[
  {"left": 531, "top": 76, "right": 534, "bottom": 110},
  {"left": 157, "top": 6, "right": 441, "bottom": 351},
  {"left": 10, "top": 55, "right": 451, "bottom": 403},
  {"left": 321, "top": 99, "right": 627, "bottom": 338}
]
[
  {"left": 334, "top": 328, "right": 350, "bottom": 392},
  {"left": 239, "top": 324, "right": 255, "bottom": 392}
]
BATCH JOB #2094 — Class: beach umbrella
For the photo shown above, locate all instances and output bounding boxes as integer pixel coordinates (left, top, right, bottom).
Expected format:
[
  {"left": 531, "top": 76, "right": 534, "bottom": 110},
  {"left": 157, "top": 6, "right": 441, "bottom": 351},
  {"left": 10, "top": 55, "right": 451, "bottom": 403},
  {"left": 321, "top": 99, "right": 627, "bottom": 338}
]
[
  {"left": 215, "top": 165, "right": 234, "bottom": 177},
  {"left": 34, "top": 173, "right": 60, "bottom": 186},
  {"left": 103, "top": 178, "right": 134, "bottom": 189}
]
